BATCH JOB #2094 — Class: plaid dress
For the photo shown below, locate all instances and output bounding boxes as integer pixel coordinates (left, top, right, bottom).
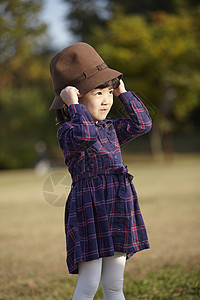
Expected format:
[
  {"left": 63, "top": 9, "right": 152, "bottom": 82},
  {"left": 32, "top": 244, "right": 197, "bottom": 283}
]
[{"left": 57, "top": 91, "right": 152, "bottom": 274}]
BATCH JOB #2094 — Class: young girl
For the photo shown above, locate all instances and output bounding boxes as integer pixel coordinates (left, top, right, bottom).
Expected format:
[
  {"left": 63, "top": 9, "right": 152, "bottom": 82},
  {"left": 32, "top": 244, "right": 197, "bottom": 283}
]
[{"left": 49, "top": 42, "right": 152, "bottom": 300}]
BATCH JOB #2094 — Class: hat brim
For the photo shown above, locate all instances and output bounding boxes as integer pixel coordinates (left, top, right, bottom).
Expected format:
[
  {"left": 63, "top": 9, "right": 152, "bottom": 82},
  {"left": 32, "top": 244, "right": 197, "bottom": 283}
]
[
  {"left": 49, "top": 67, "right": 122, "bottom": 110},
  {"left": 49, "top": 94, "right": 64, "bottom": 110},
  {"left": 78, "top": 68, "right": 122, "bottom": 95}
]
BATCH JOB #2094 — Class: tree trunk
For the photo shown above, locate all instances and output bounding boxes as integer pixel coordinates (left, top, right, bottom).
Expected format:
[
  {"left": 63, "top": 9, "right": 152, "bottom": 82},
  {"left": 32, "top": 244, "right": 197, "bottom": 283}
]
[{"left": 149, "top": 121, "right": 164, "bottom": 160}]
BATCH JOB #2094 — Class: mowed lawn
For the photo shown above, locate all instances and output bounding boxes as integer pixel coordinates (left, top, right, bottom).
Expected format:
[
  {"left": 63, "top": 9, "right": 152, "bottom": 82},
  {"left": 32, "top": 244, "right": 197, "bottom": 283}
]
[{"left": 0, "top": 155, "right": 200, "bottom": 299}]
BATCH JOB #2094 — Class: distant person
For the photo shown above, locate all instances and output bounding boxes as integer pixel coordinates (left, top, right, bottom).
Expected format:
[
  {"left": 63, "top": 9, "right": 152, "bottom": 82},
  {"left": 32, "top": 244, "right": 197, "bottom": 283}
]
[
  {"left": 49, "top": 42, "right": 152, "bottom": 300},
  {"left": 34, "top": 140, "right": 50, "bottom": 174}
]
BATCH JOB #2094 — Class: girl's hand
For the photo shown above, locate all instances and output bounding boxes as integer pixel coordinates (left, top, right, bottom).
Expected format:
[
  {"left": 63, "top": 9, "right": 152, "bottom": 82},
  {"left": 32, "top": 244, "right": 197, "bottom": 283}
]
[
  {"left": 60, "top": 86, "right": 81, "bottom": 106},
  {"left": 114, "top": 79, "right": 127, "bottom": 97}
]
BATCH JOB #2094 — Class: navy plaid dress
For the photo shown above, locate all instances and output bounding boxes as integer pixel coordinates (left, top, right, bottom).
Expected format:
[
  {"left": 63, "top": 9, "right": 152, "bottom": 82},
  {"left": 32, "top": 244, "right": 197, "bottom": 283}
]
[{"left": 57, "top": 91, "right": 152, "bottom": 274}]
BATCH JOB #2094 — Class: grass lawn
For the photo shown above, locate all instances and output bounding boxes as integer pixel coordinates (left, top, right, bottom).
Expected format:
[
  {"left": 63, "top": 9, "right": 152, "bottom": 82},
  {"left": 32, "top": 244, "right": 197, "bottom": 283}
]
[{"left": 0, "top": 155, "right": 200, "bottom": 299}]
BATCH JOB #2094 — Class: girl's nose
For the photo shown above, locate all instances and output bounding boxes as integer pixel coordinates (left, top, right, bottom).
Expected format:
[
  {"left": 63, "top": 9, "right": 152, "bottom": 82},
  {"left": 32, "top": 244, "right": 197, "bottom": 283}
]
[
  {"left": 102, "top": 95, "right": 110, "bottom": 105},
  {"left": 102, "top": 98, "right": 108, "bottom": 104}
]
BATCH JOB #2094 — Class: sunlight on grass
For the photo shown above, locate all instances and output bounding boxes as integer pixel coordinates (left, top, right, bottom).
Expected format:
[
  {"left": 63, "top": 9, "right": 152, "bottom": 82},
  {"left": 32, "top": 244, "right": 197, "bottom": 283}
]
[{"left": 0, "top": 155, "right": 200, "bottom": 299}]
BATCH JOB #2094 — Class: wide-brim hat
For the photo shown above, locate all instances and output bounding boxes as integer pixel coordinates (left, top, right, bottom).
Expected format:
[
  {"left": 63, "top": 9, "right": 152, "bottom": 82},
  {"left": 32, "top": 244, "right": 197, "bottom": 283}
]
[{"left": 49, "top": 42, "right": 122, "bottom": 110}]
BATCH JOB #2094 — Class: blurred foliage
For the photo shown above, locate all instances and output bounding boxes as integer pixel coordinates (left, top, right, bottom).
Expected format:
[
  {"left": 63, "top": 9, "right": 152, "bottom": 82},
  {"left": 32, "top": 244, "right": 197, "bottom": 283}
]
[
  {"left": 64, "top": 0, "right": 200, "bottom": 38},
  {"left": 65, "top": 0, "right": 200, "bottom": 124},
  {"left": 0, "top": 0, "right": 56, "bottom": 169},
  {"left": 0, "top": 0, "right": 47, "bottom": 82},
  {"left": 88, "top": 10, "right": 200, "bottom": 122},
  {"left": 63, "top": 0, "right": 109, "bottom": 40},
  {"left": 65, "top": 0, "right": 200, "bottom": 157},
  {"left": 1, "top": 0, "right": 200, "bottom": 169}
]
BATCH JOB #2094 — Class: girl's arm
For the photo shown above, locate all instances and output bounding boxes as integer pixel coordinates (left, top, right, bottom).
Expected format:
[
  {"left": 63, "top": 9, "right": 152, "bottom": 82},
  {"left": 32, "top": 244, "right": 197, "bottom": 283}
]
[
  {"left": 113, "top": 81, "right": 152, "bottom": 145},
  {"left": 57, "top": 87, "right": 98, "bottom": 156}
]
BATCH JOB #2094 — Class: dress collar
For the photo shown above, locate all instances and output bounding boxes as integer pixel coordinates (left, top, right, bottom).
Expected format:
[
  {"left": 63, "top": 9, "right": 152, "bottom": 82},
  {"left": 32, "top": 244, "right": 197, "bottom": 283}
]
[{"left": 95, "top": 117, "right": 112, "bottom": 127}]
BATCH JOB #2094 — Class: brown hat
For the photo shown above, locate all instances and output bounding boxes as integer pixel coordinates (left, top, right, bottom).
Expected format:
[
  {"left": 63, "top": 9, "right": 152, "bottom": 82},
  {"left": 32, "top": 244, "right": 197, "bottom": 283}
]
[{"left": 49, "top": 42, "right": 122, "bottom": 110}]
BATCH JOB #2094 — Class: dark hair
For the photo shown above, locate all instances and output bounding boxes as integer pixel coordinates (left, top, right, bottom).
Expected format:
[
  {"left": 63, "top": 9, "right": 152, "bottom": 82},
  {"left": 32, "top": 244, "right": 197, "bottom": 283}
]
[
  {"left": 56, "top": 77, "right": 121, "bottom": 125},
  {"left": 96, "top": 76, "right": 120, "bottom": 90},
  {"left": 56, "top": 105, "right": 70, "bottom": 125}
]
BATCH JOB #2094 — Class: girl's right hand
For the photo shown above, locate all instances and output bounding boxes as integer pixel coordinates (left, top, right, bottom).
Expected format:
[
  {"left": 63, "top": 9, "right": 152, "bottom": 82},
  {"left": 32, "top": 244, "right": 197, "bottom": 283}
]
[
  {"left": 114, "top": 80, "right": 127, "bottom": 97},
  {"left": 60, "top": 86, "right": 81, "bottom": 106}
]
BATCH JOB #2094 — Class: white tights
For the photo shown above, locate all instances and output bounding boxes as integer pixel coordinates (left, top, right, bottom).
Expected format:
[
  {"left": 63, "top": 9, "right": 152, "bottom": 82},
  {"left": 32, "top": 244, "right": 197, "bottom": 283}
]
[{"left": 72, "top": 252, "right": 126, "bottom": 300}]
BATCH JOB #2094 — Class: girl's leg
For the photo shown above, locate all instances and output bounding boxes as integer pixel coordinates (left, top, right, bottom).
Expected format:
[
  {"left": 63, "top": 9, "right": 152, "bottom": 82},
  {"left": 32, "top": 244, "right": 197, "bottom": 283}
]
[
  {"left": 100, "top": 252, "right": 126, "bottom": 300},
  {"left": 72, "top": 258, "right": 102, "bottom": 300}
]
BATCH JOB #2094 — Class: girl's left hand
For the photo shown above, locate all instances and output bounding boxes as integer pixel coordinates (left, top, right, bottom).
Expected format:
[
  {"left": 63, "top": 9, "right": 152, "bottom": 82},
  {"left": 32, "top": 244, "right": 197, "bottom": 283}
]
[{"left": 114, "top": 80, "right": 127, "bottom": 97}]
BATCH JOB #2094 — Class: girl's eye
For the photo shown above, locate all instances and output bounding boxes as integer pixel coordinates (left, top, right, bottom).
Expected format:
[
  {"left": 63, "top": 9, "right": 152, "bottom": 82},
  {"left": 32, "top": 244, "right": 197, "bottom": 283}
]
[
  {"left": 109, "top": 90, "right": 114, "bottom": 95},
  {"left": 96, "top": 92, "right": 102, "bottom": 96}
]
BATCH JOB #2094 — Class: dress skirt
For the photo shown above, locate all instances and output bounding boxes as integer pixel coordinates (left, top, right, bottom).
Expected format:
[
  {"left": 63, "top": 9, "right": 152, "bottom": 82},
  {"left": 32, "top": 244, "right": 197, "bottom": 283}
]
[{"left": 64, "top": 168, "right": 150, "bottom": 274}]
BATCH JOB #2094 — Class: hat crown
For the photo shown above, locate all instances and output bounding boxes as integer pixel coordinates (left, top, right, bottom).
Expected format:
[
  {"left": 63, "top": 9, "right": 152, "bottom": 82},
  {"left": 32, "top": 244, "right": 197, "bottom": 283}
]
[{"left": 50, "top": 42, "right": 104, "bottom": 92}]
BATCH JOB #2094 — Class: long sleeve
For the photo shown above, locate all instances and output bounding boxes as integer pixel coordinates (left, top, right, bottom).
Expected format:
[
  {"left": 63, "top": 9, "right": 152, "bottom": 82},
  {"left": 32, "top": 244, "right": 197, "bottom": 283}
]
[
  {"left": 113, "top": 91, "right": 152, "bottom": 145},
  {"left": 57, "top": 104, "right": 98, "bottom": 157}
]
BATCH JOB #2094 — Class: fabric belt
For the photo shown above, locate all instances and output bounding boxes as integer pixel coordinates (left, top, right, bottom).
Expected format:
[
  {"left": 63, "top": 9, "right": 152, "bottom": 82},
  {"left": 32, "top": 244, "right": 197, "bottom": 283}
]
[{"left": 72, "top": 167, "right": 134, "bottom": 199}]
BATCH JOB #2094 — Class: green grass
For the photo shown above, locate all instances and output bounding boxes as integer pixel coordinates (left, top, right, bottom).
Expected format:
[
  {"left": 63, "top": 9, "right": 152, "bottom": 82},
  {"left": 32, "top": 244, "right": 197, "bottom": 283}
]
[
  {"left": 124, "top": 266, "right": 200, "bottom": 300},
  {"left": 0, "top": 155, "right": 200, "bottom": 299}
]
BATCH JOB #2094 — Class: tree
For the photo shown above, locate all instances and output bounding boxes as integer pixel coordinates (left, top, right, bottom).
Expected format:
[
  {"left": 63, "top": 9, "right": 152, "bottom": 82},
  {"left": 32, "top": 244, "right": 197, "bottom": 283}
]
[
  {"left": 0, "top": 0, "right": 46, "bottom": 83},
  {"left": 64, "top": 0, "right": 200, "bottom": 39},
  {"left": 0, "top": 0, "right": 56, "bottom": 169},
  {"left": 63, "top": 0, "right": 109, "bottom": 40},
  {"left": 64, "top": 0, "right": 200, "bottom": 158},
  {"left": 89, "top": 10, "right": 200, "bottom": 157}
]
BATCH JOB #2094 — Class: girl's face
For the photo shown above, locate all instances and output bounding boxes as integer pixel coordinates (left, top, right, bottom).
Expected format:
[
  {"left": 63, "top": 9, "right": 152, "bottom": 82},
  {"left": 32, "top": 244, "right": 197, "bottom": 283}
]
[{"left": 78, "top": 86, "right": 114, "bottom": 122}]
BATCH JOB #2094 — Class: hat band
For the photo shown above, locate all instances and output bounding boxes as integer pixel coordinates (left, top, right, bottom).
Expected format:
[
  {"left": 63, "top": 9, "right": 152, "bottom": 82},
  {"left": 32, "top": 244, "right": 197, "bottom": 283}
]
[
  {"left": 69, "top": 62, "right": 108, "bottom": 86},
  {"left": 55, "top": 62, "right": 108, "bottom": 94}
]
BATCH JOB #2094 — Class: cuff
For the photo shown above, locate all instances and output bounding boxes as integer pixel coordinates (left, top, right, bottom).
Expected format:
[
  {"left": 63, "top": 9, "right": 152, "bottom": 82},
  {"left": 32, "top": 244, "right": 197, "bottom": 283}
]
[
  {"left": 118, "top": 91, "right": 135, "bottom": 104},
  {"left": 68, "top": 104, "right": 94, "bottom": 123},
  {"left": 68, "top": 104, "right": 88, "bottom": 117}
]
